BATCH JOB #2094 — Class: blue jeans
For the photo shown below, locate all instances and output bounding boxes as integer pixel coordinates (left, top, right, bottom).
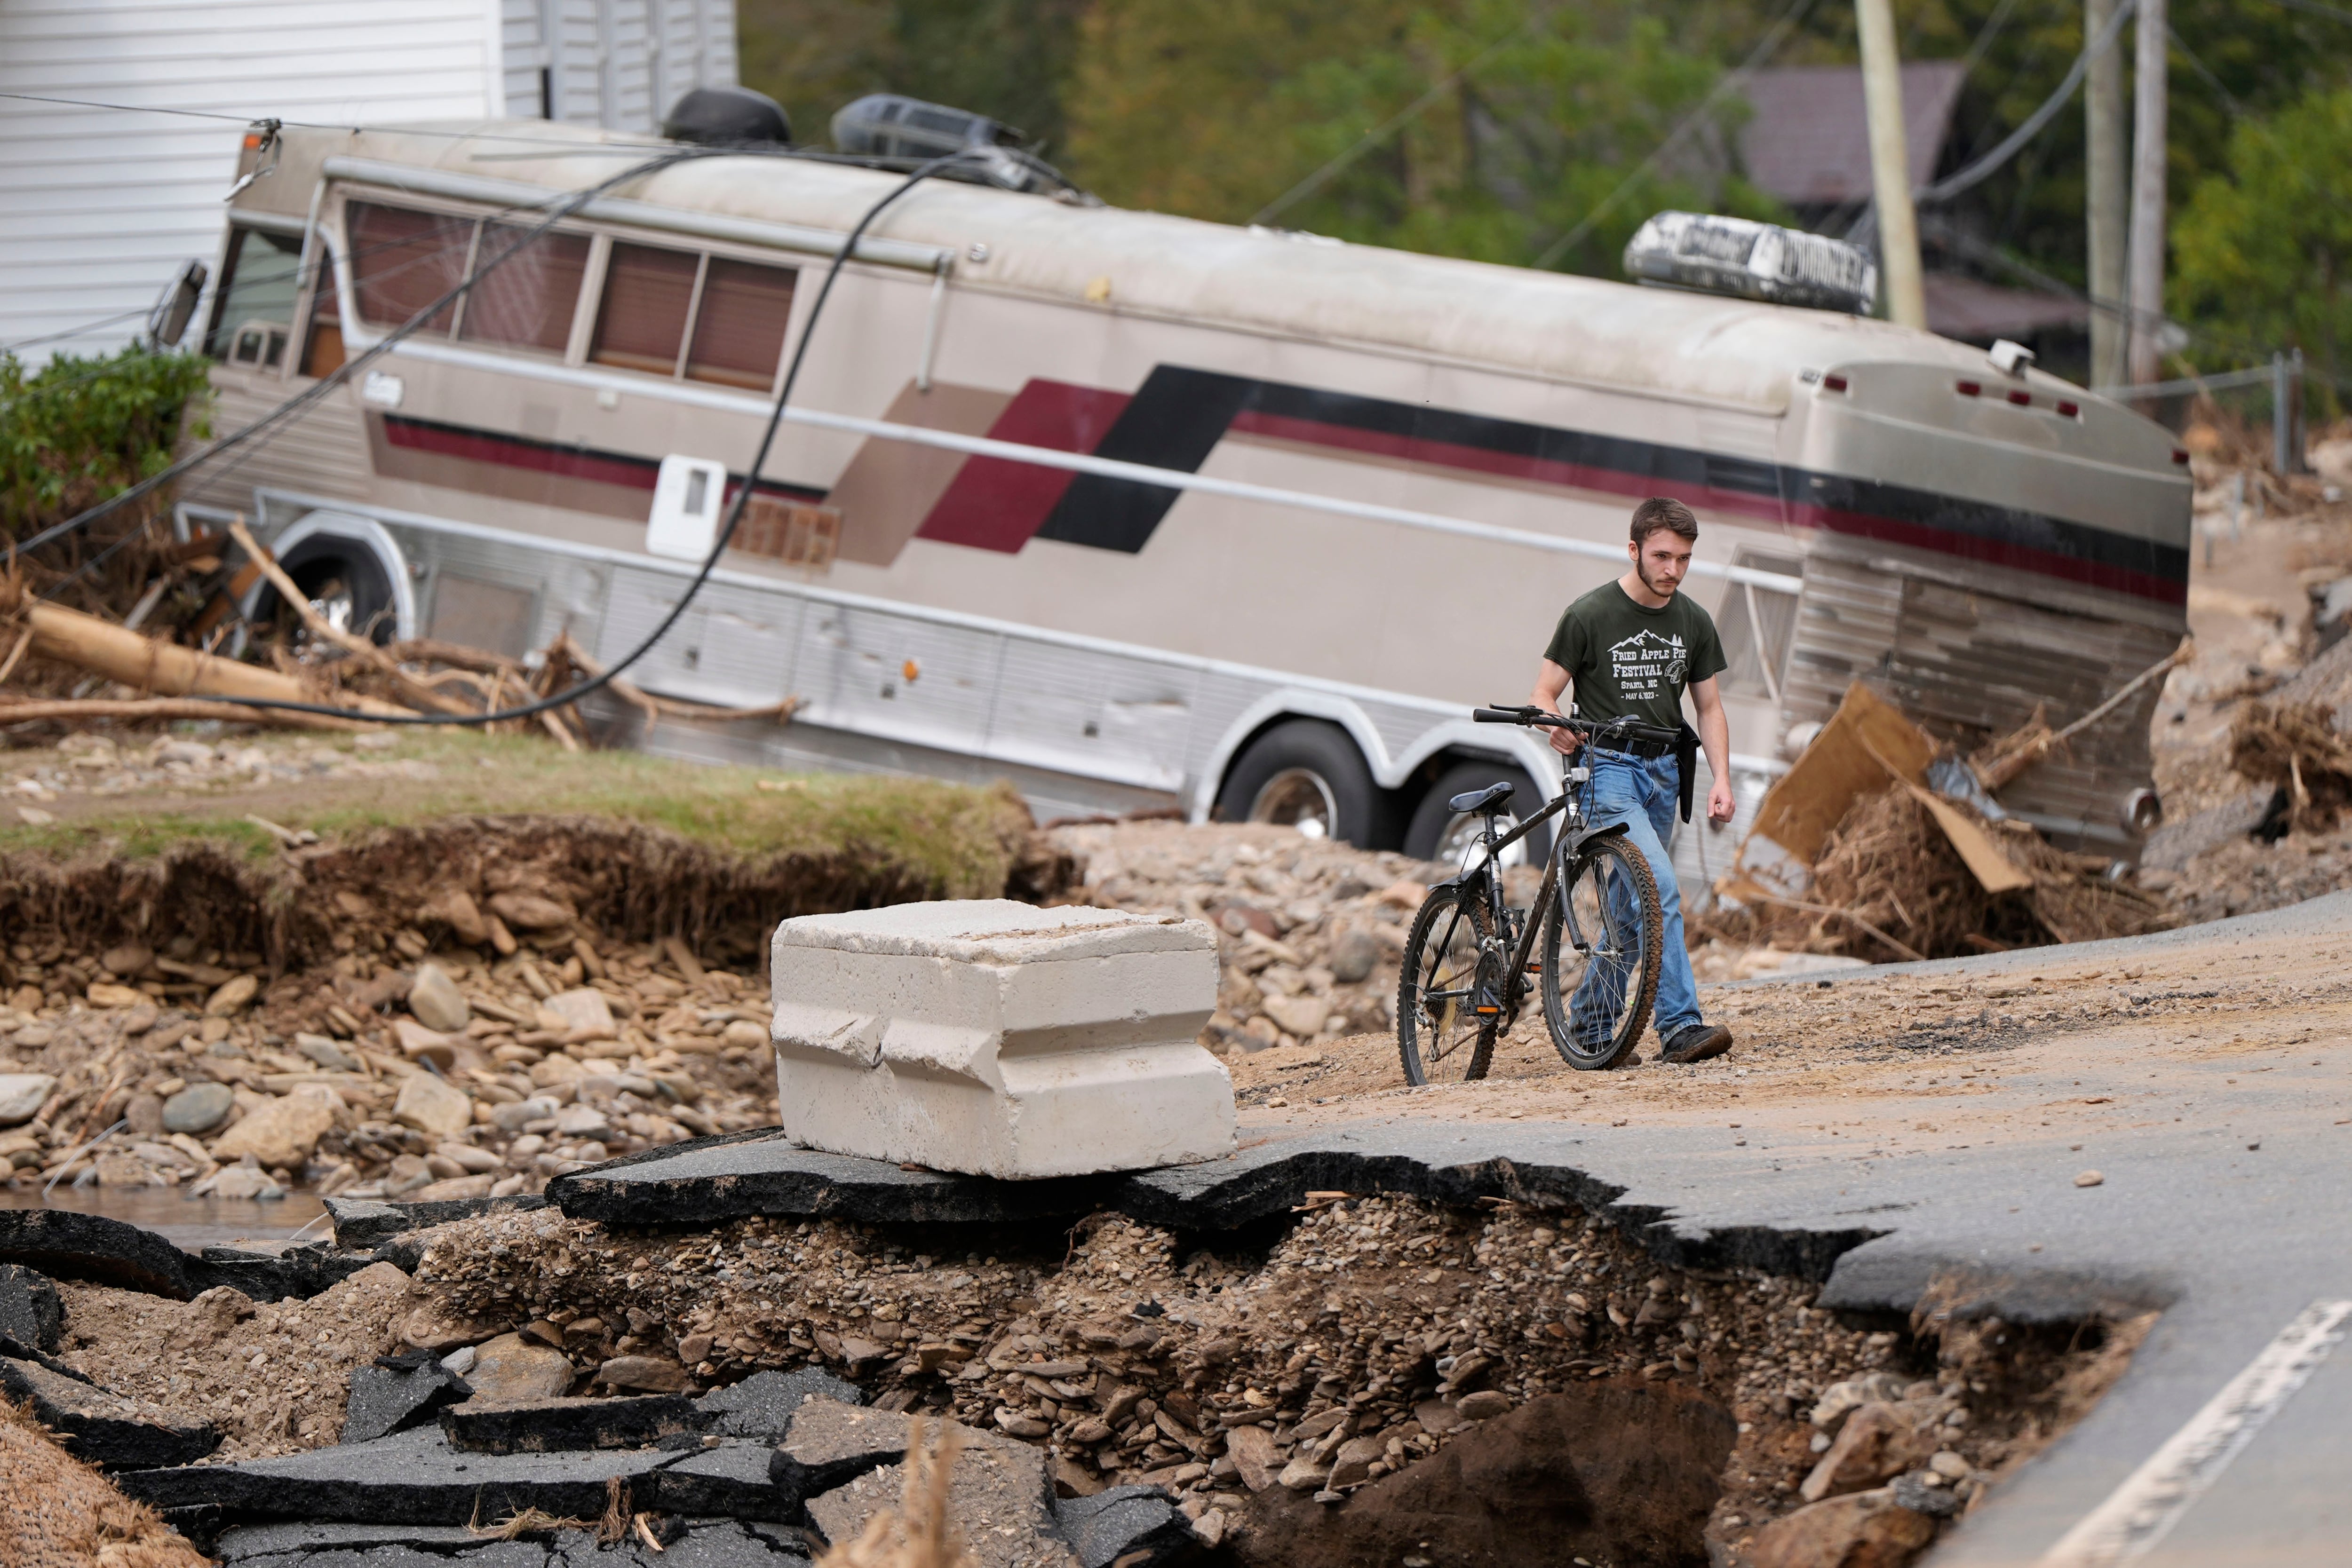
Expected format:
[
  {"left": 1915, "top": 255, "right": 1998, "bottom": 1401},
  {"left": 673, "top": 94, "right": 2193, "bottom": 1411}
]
[{"left": 1566, "top": 750, "right": 1702, "bottom": 1041}]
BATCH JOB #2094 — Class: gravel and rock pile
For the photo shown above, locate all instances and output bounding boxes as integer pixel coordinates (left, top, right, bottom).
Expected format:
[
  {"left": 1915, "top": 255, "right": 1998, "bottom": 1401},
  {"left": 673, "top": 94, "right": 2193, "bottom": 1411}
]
[
  {"left": 1047, "top": 820, "right": 1457, "bottom": 1054},
  {"left": 1, "top": 935, "right": 777, "bottom": 1203},
  {"left": 400, "top": 1192, "right": 2097, "bottom": 1560},
  {"left": 6, "top": 732, "right": 432, "bottom": 824}
]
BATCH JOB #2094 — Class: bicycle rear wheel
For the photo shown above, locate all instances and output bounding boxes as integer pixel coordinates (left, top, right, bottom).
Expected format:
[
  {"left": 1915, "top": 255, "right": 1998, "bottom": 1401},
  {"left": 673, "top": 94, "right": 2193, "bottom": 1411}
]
[
  {"left": 1539, "top": 834, "right": 1663, "bottom": 1070},
  {"left": 1397, "top": 883, "right": 1498, "bottom": 1085}
]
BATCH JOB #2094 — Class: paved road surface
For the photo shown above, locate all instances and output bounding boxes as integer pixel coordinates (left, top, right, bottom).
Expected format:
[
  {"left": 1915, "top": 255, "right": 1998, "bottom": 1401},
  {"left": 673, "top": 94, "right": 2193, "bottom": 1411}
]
[{"left": 1251, "top": 891, "right": 2352, "bottom": 1567}]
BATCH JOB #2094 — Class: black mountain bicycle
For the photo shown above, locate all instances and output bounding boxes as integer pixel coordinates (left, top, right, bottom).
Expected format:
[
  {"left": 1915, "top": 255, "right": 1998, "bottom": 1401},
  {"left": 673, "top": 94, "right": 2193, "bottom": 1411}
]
[{"left": 1397, "top": 706, "right": 1673, "bottom": 1083}]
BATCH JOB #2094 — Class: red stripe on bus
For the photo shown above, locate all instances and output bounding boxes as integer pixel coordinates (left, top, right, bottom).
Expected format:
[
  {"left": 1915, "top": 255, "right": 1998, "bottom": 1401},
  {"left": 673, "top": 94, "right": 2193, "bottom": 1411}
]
[
  {"left": 1229, "top": 408, "right": 2185, "bottom": 605},
  {"left": 1788, "top": 502, "right": 2187, "bottom": 605},
  {"left": 1227, "top": 409, "right": 1790, "bottom": 524},
  {"left": 383, "top": 416, "right": 660, "bottom": 491},
  {"left": 916, "top": 380, "right": 1136, "bottom": 552}
]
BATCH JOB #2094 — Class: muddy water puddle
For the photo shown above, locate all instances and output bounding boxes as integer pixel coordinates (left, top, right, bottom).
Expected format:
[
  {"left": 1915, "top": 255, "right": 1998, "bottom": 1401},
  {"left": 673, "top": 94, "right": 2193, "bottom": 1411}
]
[{"left": 2, "top": 1186, "right": 328, "bottom": 1252}]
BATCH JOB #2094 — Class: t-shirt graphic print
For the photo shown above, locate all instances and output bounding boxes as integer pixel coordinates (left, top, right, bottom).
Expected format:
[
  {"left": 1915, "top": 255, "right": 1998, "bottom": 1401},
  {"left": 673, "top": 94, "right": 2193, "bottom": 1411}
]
[{"left": 1541, "top": 581, "right": 1726, "bottom": 731}]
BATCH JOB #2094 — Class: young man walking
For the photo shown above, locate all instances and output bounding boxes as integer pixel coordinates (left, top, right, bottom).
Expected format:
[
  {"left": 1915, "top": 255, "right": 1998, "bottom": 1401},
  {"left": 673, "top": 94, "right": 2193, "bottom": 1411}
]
[{"left": 1530, "top": 496, "right": 1736, "bottom": 1064}]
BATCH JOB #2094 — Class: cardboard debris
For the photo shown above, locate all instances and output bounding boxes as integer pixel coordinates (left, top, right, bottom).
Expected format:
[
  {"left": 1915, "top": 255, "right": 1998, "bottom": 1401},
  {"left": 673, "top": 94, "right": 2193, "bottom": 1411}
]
[{"left": 1748, "top": 683, "right": 1937, "bottom": 865}]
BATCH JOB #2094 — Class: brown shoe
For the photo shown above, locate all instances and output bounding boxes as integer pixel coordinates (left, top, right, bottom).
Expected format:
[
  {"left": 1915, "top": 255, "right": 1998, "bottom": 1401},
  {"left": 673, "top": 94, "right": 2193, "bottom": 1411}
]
[{"left": 1660, "top": 1023, "right": 1733, "bottom": 1064}]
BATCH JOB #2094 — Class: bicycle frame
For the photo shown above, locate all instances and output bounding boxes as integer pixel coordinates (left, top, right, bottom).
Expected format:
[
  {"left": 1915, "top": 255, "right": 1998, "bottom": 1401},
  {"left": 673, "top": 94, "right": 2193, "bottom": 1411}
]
[{"left": 1427, "top": 756, "right": 1631, "bottom": 1034}]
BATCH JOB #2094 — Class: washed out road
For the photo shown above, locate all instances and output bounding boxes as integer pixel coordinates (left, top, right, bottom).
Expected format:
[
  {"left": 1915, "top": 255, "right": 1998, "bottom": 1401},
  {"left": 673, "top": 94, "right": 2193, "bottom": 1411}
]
[{"left": 1225, "top": 890, "right": 2352, "bottom": 1566}]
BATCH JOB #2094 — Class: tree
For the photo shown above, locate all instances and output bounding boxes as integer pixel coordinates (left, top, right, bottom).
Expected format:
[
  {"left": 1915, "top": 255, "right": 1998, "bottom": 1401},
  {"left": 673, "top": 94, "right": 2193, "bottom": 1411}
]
[
  {"left": 2172, "top": 84, "right": 2352, "bottom": 411},
  {"left": 738, "top": 0, "right": 1087, "bottom": 155},
  {"left": 1062, "top": 0, "right": 1783, "bottom": 277}
]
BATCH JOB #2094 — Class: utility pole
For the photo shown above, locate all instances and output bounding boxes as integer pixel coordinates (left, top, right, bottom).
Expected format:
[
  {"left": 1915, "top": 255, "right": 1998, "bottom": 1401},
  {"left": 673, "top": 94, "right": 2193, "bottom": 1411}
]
[
  {"left": 2086, "top": 0, "right": 2129, "bottom": 388},
  {"left": 1856, "top": 0, "right": 1927, "bottom": 329},
  {"left": 2127, "top": 0, "right": 2168, "bottom": 388}
]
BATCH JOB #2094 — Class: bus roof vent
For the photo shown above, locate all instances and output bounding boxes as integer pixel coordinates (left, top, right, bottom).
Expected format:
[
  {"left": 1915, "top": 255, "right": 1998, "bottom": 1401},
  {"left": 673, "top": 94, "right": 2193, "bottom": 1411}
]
[
  {"left": 1623, "top": 212, "right": 1877, "bottom": 316},
  {"left": 831, "top": 94, "right": 1069, "bottom": 194},
  {"left": 832, "top": 94, "right": 1021, "bottom": 159},
  {"left": 661, "top": 86, "right": 791, "bottom": 148}
]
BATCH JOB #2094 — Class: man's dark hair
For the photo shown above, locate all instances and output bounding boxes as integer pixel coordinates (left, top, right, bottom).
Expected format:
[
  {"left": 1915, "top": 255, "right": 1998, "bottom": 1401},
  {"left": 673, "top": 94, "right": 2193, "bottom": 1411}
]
[{"left": 1629, "top": 497, "right": 1700, "bottom": 545}]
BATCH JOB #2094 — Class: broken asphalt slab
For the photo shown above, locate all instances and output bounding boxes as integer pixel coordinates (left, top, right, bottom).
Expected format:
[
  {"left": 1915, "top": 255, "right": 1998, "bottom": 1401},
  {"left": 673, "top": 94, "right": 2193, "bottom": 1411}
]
[
  {"left": 116, "top": 1423, "right": 795, "bottom": 1524},
  {"left": 0, "top": 1209, "right": 380, "bottom": 1303},
  {"left": 441, "top": 1392, "right": 703, "bottom": 1454},
  {"left": 1054, "top": 1485, "right": 1192, "bottom": 1568},
  {"left": 0, "top": 1206, "right": 215, "bottom": 1298},
  {"left": 213, "top": 1517, "right": 813, "bottom": 1566},
  {"left": 343, "top": 1356, "right": 473, "bottom": 1445},
  {"left": 0, "top": 1353, "right": 219, "bottom": 1469},
  {"left": 325, "top": 1194, "right": 548, "bottom": 1252},
  {"left": 0, "top": 1262, "right": 62, "bottom": 1349},
  {"left": 544, "top": 1125, "right": 1871, "bottom": 1277},
  {"left": 698, "top": 1367, "right": 865, "bottom": 1441}
]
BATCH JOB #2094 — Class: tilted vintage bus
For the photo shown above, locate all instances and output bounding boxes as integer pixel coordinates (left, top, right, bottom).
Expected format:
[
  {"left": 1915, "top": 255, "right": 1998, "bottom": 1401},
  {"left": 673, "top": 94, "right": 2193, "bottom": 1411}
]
[{"left": 186, "top": 116, "right": 2190, "bottom": 888}]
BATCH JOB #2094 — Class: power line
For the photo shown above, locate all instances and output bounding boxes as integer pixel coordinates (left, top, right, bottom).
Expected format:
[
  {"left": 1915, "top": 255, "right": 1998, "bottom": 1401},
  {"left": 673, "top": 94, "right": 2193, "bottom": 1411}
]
[{"left": 1530, "top": 0, "right": 1824, "bottom": 271}]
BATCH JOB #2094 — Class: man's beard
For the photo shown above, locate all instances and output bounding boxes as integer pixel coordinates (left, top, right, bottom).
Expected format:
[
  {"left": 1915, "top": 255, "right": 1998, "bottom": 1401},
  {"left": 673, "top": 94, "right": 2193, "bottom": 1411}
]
[{"left": 1636, "top": 561, "right": 1680, "bottom": 598}]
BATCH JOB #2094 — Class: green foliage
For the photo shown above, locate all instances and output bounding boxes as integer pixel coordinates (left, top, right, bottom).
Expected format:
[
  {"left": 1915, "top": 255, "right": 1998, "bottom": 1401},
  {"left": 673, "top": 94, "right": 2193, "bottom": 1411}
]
[
  {"left": 2173, "top": 84, "right": 2352, "bottom": 413},
  {"left": 737, "top": 0, "right": 1086, "bottom": 156},
  {"left": 1063, "top": 0, "right": 1785, "bottom": 276},
  {"left": 0, "top": 345, "right": 211, "bottom": 543}
]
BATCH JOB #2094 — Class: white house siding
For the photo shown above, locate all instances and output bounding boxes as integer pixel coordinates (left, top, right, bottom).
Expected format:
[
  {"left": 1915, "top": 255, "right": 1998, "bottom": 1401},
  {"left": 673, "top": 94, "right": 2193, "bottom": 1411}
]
[{"left": 0, "top": 0, "right": 734, "bottom": 364}]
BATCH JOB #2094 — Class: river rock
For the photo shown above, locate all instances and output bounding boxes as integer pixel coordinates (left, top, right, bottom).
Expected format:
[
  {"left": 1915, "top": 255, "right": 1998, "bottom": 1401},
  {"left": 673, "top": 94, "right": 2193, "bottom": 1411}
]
[
  {"left": 1260, "top": 993, "right": 1330, "bottom": 1038},
  {"left": 161, "top": 1081, "right": 234, "bottom": 1134},
  {"left": 489, "top": 891, "right": 574, "bottom": 930},
  {"left": 463, "top": 1332, "right": 576, "bottom": 1403},
  {"left": 597, "top": 1354, "right": 690, "bottom": 1393},
  {"left": 294, "top": 1033, "right": 360, "bottom": 1072},
  {"left": 542, "top": 988, "right": 616, "bottom": 1043},
  {"left": 407, "top": 963, "right": 471, "bottom": 1032},
  {"left": 0, "top": 1074, "right": 55, "bottom": 1126},
  {"left": 393, "top": 1072, "right": 473, "bottom": 1139},
  {"left": 211, "top": 1092, "right": 335, "bottom": 1170},
  {"left": 101, "top": 942, "right": 153, "bottom": 976},
  {"left": 1750, "top": 1487, "right": 1939, "bottom": 1568},
  {"left": 206, "top": 974, "right": 259, "bottom": 1015},
  {"left": 1801, "top": 1399, "right": 1952, "bottom": 1501}
]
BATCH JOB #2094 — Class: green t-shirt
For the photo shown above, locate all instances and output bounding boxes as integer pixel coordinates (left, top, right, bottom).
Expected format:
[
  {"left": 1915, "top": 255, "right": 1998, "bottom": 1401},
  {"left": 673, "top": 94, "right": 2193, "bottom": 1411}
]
[{"left": 1542, "top": 581, "right": 1727, "bottom": 731}]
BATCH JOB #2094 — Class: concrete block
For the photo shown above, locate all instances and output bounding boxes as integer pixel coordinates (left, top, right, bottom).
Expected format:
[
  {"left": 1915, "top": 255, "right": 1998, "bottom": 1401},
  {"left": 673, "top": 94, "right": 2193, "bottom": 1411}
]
[{"left": 769, "top": 901, "right": 1232, "bottom": 1178}]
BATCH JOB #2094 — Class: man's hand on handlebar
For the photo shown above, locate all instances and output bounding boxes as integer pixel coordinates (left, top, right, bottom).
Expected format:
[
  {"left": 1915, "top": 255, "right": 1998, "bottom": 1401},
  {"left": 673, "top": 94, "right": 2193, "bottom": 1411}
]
[{"left": 1542, "top": 712, "right": 1581, "bottom": 757}]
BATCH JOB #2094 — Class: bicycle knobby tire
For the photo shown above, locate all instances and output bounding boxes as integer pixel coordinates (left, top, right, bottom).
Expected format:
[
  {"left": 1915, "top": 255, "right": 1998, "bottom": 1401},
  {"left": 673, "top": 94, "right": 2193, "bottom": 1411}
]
[
  {"left": 1397, "top": 883, "right": 1497, "bottom": 1085},
  {"left": 1538, "top": 834, "right": 1664, "bottom": 1070}
]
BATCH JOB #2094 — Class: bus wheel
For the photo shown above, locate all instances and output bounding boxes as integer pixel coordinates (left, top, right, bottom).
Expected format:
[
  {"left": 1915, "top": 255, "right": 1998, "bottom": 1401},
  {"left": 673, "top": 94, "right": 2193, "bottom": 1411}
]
[
  {"left": 1405, "top": 760, "right": 1551, "bottom": 869},
  {"left": 252, "top": 534, "right": 399, "bottom": 649},
  {"left": 1216, "top": 720, "right": 1379, "bottom": 846}
]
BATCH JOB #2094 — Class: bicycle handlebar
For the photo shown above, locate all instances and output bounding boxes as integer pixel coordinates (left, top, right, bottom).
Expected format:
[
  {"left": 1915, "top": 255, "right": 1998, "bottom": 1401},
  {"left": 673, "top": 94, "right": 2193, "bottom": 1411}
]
[{"left": 1470, "top": 705, "right": 1679, "bottom": 746}]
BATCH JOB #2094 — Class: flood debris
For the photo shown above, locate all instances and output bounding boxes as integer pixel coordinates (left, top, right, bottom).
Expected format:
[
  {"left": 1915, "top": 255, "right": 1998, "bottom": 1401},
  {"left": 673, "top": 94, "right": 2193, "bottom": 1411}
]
[
  {"left": 0, "top": 1392, "right": 209, "bottom": 1568},
  {"left": 1706, "top": 683, "right": 2178, "bottom": 961},
  {"left": 2229, "top": 698, "right": 2352, "bottom": 832}
]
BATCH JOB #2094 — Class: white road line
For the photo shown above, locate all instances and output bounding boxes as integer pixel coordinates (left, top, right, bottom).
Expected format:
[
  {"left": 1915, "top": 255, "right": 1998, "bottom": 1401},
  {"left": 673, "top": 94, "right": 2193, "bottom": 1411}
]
[{"left": 2039, "top": 1299, "right": 2352, "bottom": 1567}]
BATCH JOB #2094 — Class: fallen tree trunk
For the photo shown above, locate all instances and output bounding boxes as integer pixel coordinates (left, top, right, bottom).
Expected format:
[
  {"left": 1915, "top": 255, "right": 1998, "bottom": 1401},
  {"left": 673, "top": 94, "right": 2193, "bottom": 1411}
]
[
  {"left": 0, "top": 697, "right": 383, "bottom": 733},
  {"left": 0, "top": 580, "right": 415, "bottom": 721}
]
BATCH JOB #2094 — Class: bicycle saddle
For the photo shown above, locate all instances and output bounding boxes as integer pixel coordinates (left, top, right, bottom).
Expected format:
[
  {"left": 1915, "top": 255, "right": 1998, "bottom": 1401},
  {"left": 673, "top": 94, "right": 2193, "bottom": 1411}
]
[{"left": 1449, "top": 781, "right": 1514, "bottom": 814}]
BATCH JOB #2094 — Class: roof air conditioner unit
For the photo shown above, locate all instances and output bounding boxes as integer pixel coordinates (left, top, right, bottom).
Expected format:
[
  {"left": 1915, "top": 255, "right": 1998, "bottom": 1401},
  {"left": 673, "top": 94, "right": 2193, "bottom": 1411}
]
[{"left": 1622, "top": 213, "right": 1878, "bottom": 317}]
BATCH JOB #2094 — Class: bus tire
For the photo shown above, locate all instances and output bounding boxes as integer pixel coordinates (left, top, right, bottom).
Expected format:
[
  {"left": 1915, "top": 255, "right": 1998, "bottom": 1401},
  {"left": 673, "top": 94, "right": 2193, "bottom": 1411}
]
[
  {"left": 1405, "top": 759, "right": 1551, "bottom": 868},
  {"left": 1215, "top": 720, "right": 1380, "bottom": 847},
  {"left": 251, "top": 531, "right": 400, "bottom": 647}
]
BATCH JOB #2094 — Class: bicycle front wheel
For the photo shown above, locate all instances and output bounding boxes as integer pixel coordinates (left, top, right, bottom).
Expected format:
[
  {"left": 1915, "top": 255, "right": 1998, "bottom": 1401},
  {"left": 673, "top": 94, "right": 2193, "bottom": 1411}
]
[
  {"left": 1397, "top": 883, "right": 1498, "bottom": 1085},
  {"left": 1539, "top": 834, "right": 1663, "bottom": 1070}
]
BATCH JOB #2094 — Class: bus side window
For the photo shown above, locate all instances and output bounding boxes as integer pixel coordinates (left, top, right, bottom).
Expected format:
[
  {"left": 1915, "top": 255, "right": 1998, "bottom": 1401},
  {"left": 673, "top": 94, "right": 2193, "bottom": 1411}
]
[
  {"left": 300, "top": 244, "right": 344, "bottom": 379},
  {"left": 204, "top": 225, "right": 302, "bottom": 370},
  {"left": 348, "top": 202, "right": 473, "bottom": 335},
  {"left": 460, "top": 222, "right": 592, "bottom": 354},
  {"left": 685, "top": 257, "right": 795, "bottom": 390},
  {"left": 592, "top": 242, "right": 699, "bottom": 376}
]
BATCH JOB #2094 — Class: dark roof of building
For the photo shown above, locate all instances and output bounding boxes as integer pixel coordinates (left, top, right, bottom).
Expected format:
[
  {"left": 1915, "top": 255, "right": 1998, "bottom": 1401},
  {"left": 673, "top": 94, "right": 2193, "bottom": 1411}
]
[
  {"left": 1924, "top": 272, "right": 2092, "bottom": 341},
  {"left": 1737, "top": 61, "right": 1970, "bottom": 206}
]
